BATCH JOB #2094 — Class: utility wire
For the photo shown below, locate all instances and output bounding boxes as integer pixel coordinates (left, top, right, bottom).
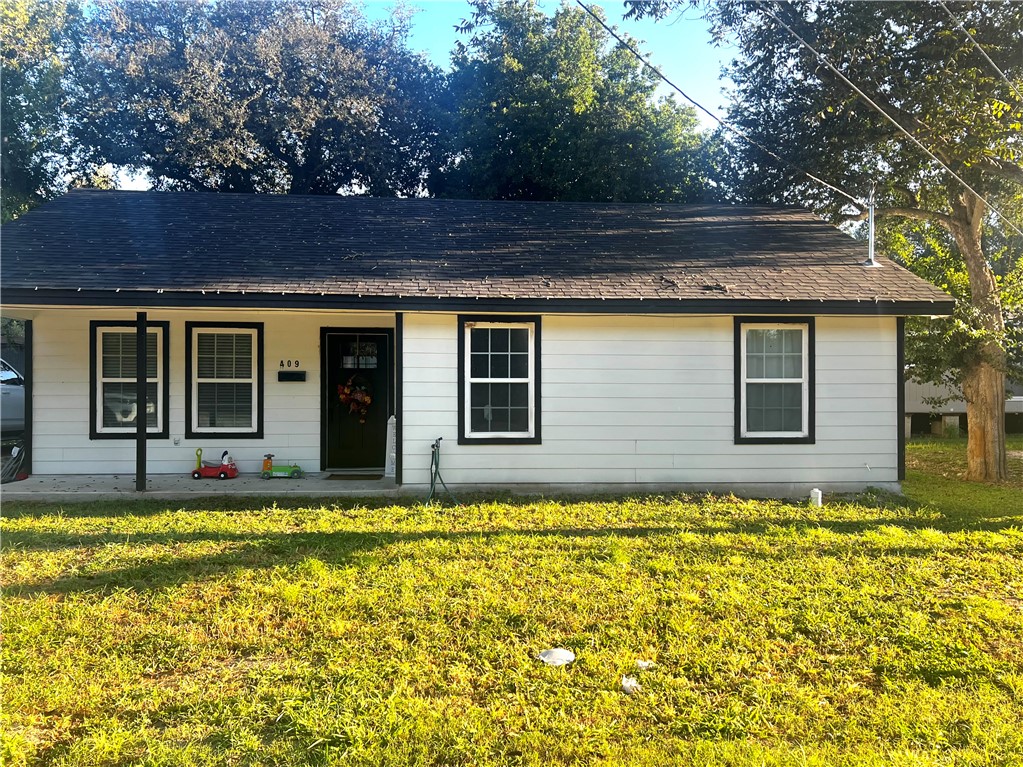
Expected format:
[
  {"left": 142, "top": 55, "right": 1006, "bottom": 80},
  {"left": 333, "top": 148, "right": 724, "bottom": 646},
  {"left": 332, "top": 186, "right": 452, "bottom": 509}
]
[
  {"left": 938, "top": 0, "right": 1023, "bottom": 105},
  {"left": 573, "top": 0, "right": 863, "bottom": 206},
  {"left": 762, "top": 3, "right": 1023, "bottom": 238}
]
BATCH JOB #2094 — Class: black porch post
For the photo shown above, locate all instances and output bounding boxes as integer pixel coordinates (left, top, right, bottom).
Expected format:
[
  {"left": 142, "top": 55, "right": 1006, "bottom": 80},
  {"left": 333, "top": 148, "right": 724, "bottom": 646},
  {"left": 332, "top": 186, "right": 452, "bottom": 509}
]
[{"left": 136, "top": 311, "right": 147, "bottom": 492}]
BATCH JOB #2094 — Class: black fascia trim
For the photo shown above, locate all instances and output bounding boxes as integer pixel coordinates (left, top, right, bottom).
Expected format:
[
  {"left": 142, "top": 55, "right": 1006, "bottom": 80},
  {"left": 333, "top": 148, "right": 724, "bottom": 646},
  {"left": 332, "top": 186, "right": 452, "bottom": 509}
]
[
  {"left": 897, "top": 317, "right": 906, "bottom": 481},
  {"left": 89, "top": 320, "right": 171, "bottom": 441},
  {"left": 2, "top": 288, "right": 955, "bottom": 317},
  {"left": 734, "top": 316, "right": 816, "bottom": 446},
  {"left": 395, "top": 313, "right": 404, "bottom": 486},
  {"left": 185, "top": 321, "right": 264, "bottom": 440},
  {"left": 457, "top": 314, "right": 542, "bottom": 446}
]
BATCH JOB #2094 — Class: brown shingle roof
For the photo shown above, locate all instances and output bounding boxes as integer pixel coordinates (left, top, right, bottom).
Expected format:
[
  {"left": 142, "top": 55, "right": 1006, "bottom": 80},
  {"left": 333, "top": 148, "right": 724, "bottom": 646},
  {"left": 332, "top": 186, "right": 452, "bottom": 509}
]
[{"left": 1, "top": 190, "right": 953, "bottom": 312}]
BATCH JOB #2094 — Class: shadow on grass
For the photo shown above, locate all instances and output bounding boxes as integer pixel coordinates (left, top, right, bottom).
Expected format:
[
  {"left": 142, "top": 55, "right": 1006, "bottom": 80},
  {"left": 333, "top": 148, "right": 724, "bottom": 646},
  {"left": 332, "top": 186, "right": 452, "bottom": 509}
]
[{"left": 7, "top": 511, "right": 1022, "bottom": 597}]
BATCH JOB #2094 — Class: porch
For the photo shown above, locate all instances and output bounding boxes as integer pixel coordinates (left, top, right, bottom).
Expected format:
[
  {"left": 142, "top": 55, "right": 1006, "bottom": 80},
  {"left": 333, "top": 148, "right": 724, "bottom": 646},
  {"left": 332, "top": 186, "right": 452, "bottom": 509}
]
[{"left": 1, "top": 472, "right": 401, "bottom": 502}]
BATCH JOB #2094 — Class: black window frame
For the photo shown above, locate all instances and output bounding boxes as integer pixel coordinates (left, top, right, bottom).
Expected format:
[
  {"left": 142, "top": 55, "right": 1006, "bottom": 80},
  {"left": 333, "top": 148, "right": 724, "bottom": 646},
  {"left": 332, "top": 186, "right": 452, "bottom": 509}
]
[
  {"left": 89, "top": 320, "right": 170, "bottom": 441},
  {"left": 734, "top": 316, "right": 815, "bottom": 445},
  {"left": 457, "top": 314, "right": 542, "bottom": 445},
  {"left": 185, "top": 321, "right": 264, "bottom": 439}
]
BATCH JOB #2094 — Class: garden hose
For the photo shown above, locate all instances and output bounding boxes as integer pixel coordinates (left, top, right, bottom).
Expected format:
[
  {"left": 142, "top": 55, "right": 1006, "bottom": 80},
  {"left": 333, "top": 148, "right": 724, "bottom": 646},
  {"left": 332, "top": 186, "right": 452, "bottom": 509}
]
[{"left": 426, "top": 437, "right": 457, "bottom": 504}]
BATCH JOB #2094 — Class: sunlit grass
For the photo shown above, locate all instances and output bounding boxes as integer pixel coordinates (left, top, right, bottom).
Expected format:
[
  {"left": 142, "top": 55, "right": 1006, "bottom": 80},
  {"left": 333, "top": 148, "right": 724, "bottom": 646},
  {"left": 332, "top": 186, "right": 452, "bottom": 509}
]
[{"left": 2, "top": 440, "right": 1022, "bottom": 766}]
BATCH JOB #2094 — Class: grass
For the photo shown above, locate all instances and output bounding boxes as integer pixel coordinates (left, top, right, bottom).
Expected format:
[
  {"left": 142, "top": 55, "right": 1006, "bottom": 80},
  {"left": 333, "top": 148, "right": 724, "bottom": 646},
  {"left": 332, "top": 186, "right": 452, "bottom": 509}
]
[{"left": 2, "top": 439, "right": 1022, "bottom": 766}]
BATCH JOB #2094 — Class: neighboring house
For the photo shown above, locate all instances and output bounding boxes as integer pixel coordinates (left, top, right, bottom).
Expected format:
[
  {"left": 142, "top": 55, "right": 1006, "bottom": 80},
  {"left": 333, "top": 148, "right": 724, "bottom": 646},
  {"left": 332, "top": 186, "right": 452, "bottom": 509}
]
[
  {"left": 1, "top": 190, "right": 954, "bottom": 495},
  {"left": 906, "top": 380, "right": 1023, "bottom": 436}
]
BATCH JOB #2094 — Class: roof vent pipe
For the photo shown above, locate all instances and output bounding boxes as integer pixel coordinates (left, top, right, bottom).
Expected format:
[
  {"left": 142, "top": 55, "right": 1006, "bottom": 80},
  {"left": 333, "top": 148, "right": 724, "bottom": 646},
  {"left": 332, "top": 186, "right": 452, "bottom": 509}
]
[{"left": 863, "top": 183, "right": 881, "bottom": 268}]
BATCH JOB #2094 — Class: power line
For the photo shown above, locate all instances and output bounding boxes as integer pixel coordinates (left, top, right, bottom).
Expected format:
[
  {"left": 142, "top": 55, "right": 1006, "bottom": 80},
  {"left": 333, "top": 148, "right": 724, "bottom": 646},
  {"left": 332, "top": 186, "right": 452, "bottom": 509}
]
[
  {"left": 573, "top": 0, "right": 863, "bottom": 206},
  {"left": 762, "top": 2, "right": 1023, "bottom": 238},
  {"left": 938, "top": 0, "right": 1023, "bottom": 105}
]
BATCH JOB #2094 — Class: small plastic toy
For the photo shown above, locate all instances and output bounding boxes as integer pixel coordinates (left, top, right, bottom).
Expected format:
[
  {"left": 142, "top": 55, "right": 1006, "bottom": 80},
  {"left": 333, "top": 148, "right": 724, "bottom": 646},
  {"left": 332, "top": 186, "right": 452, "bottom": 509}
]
[
  {"left": 192, "top": 448, "right": 239, "bottom": 480},
  {"left": 260, "top": 453, "right": 304, "bottom": 479}
]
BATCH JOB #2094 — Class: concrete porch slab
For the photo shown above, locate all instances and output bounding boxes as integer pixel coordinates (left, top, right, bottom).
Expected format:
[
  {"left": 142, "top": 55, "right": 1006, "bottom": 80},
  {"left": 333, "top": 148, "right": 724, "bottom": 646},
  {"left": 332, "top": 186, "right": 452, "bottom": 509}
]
[{"left": 1, "top": 472, "right": 401, "bottom": 502}]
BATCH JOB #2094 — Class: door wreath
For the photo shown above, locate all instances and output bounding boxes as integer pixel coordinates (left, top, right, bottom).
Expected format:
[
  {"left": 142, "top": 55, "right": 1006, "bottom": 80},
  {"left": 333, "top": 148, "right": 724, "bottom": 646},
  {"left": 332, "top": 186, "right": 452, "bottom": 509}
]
[{"left": 338, "top": 374, "right": 373, "bottom": 423}]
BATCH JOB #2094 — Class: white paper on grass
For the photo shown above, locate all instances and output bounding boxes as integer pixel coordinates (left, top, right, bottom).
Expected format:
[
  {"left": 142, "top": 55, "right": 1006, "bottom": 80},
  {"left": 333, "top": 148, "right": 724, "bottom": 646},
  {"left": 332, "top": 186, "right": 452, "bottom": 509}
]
[
  {"left": 621, "top": 675, "right": 642, "bottom": 694},
  {"left": 635, "top": 659, "right": 655, "bottom": 671},
  {"left": 537, "top": 648, "right": 575, "bottom": 667}
]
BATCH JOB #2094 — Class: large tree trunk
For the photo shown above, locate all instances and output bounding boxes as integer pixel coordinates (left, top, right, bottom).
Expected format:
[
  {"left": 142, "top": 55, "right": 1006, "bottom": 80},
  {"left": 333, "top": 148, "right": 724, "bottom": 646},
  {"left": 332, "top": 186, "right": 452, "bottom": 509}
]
[{"left": 949, "top": 193, "right": 1007, "bottom": 482}]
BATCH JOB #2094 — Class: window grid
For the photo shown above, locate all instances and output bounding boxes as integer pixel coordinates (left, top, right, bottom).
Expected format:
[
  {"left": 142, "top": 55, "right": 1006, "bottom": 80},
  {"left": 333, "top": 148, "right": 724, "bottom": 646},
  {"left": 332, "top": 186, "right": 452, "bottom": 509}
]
[
  {"left": 741, "top": 324, "right": 808, "bottom": 438},
  {"left": 192, "top": 329, "right": 258, "bottom": 433},
  {"left": 465, "top": 323, "right": 534, "bottom": 438},
  {"left": 96, "top": 329, "right": 163, "bottom": 433}
]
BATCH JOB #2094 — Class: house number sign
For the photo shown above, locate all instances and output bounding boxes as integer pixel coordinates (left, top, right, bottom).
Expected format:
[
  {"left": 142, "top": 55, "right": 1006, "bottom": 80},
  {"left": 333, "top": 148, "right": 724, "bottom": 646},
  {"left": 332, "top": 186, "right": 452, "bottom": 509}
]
[{"left": 279, "top": 360, "right": 301, "bottom": 368}]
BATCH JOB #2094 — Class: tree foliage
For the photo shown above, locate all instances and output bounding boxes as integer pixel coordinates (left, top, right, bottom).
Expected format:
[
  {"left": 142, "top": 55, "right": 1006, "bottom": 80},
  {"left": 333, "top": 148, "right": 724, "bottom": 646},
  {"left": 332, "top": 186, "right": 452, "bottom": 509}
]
[
  {"left": 70, "top": 0, "right": 450, "bottom": 196},
  {"left": 1, "top": 0, "right": 80, "bottom": 221},
  {"left": 434, "top": 0, "right": 709, "bottom": 202},
  {"left": 884, "top": 211, "right": 1023, "bottom": 401},
  {"left": 629, "top": 0, "right": 1022, "bottom": 480}
]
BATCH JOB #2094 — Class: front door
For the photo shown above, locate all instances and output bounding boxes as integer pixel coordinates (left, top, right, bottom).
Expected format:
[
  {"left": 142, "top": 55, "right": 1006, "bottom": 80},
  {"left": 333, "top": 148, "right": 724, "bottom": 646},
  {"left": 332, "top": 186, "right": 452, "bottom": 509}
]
[{"left": 322, "top": 330, "right": 392, "bottom": 470}]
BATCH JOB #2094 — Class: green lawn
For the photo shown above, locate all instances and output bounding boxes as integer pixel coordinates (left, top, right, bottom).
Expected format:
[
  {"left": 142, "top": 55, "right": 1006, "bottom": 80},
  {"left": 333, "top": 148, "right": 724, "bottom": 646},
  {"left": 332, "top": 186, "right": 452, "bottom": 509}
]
[{"left": 3, "top": 440, "right": 1022, "bottom": 766}]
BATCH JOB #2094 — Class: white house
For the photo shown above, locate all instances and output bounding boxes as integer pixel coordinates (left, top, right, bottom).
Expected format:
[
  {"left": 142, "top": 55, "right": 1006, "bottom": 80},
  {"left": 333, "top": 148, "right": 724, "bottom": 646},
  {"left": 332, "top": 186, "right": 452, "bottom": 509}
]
[{"left": 1, "top": 190, "right": 954, "bottom": 495}]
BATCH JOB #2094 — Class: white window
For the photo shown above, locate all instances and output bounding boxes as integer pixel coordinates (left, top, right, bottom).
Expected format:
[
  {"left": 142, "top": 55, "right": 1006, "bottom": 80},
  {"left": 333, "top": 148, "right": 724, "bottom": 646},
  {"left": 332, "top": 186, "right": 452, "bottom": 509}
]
[
  {"left": 92, "top": 325, "right": 165, "bottom": 436},
  {"left": 739, "top": 322, "right": 810, "bottom": 439},
  {"left": 462, "top": 319, "right": 538, "bottom": 441},
  {"left": 188, "top": 326, "right": 260, "bottom": 435}
]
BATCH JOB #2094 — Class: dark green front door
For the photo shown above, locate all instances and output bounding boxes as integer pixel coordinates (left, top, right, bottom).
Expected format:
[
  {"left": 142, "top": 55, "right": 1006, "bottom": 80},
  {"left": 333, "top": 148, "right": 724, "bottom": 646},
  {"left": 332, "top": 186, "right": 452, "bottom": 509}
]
[{"left": 323, "top": 330, "right": 392, "bottom": 470}]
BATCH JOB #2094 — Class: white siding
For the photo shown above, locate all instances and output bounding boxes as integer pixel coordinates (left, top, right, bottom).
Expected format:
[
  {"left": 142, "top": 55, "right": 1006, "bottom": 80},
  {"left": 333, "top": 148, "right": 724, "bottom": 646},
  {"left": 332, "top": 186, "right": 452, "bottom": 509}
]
[
  {"left": 401, "top": 314, "right": 900, "bottom": 493},
  {"left": 25, "top": 307, "right": 901, "bottom": 493},
  {"left": 27, "top": 308, "right": 393, "bottom": 475}
]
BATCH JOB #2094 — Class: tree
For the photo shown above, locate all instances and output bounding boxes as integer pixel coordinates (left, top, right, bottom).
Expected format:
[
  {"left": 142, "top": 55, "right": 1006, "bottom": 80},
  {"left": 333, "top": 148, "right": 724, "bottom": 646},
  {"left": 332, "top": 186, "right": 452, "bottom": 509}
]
[
  {"left": 882, "top": 210, "right": 1023, "bottom": 412},
  {"left": 70, "top": 0, "right": 450, "bottom": 196},
  {"left": 434, "top": 0, "right": 710, "bottom": 202},
  {"left": 1, "top": 0, "right": 80, "bottom": 221},
  {"left": 629, "top": 0, "right": 1022, "bottom": 481}
]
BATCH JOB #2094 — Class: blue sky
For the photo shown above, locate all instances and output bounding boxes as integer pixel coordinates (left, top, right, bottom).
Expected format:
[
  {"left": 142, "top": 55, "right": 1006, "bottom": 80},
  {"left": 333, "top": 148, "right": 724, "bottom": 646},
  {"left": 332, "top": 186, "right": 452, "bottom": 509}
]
[{"left": 364, "top": 0, "right": 734, "bottom": 129}]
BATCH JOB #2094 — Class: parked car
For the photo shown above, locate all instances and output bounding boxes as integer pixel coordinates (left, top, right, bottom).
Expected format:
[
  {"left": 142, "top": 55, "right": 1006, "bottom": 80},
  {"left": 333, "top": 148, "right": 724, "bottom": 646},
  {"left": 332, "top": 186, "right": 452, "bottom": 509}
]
[{"left": 1, "top": 359, "right": 25, "bottom": 435}]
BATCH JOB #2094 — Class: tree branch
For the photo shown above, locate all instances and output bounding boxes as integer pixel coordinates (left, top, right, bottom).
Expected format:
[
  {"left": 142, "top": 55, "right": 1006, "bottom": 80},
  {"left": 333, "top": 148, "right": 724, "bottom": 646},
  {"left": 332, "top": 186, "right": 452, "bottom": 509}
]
[
  {"left": 840, "top": 206, "right": 956, "bottom": 229},
  {"left": 974, "top": 157, "right": 1023, "bottom": 187}
]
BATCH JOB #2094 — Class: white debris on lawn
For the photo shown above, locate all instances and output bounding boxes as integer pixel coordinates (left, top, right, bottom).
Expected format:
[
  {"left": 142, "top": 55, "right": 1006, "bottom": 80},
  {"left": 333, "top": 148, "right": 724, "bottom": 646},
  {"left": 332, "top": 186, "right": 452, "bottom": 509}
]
[
  {"left": 635, "top": 659, "right": 656, "bottom": 671},
  {"left": 537, "top": 648, "right": 575, "bottom": 667},
  {"left": 620, "top": 675, "right": 642, "bottom": 694}
]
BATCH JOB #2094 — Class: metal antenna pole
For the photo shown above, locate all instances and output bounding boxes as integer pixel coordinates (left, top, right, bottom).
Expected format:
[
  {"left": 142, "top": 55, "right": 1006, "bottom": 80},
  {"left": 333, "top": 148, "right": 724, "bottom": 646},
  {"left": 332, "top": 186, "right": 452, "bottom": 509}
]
[{"left": 864, "top": 183, "right": 881, "bottom": 268}]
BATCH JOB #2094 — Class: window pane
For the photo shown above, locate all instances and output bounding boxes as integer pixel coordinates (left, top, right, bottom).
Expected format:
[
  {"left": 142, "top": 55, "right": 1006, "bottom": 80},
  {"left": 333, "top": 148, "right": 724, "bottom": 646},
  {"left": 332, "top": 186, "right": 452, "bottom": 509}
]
[
  {"left": 783, "top": 354, "right": 802, "bottom": 378},
  {"left": 471, "top": 328, "right": 489, "bottom": 353},
  {"left": 490, "top": 354, "right": 509, "bottom": 378},
  {"left": 102, "top": 332, "right": 158, "bottom": 379},
  {"left": 470, "top": 353, "right": 489, "bottom": 378},
  {"left": 510, "top": 329, "right": 528, "bottom": 352},
  {"left": 489, "top": 407, "right": 510, "bottom": 432},
  {"left": 763, "top": 329, "right": 784, "bottom": 354},
  {"left": 510, "top": 353, "right": 528, "bottom": 378},
  {"left": 469, "top": 382, "right": 529, "bottom": 433},
  {"left": 746, "top": 382, "right": 802, "bottom": 434},
  {"left": 510, "top": 383, "right": 528, "bottom": 407},
  {"left": 470, "top": 407, "right": 489, "bottom": 432},
  {"left": 102, "top": 382, "right": 158, "bottom": 428},
  {"left": 197, "top": 382, "right": 252, "bottom": 428},
  {"left": 765, "top": 355, "right": 784, "bottom": 378},
  {"left": 747, "top": 353, "right": 764, "bottom": 379},
  {"left": 197, "top": 334, "right": 217, "bottom": 378},
  {"left": 491, "top": 383, "right": 509, "bottom": 407},
  {"left": 102, "top": 332, "right": 132, "bottom": 378},
  {"left": 782, "top": 329, "right": 801, "bottom": 353},
  {"left": 509, "top": 408, "right": 528, "bottom": 432},
  {"left": 491, "top": 328, "right": 509, "bottom": 352},
  {"left": 747, "top": 330, "right": 764, "bottom": 353},
  {"left": 198, "top": 332, "right": 252, "bottom": 380}
]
